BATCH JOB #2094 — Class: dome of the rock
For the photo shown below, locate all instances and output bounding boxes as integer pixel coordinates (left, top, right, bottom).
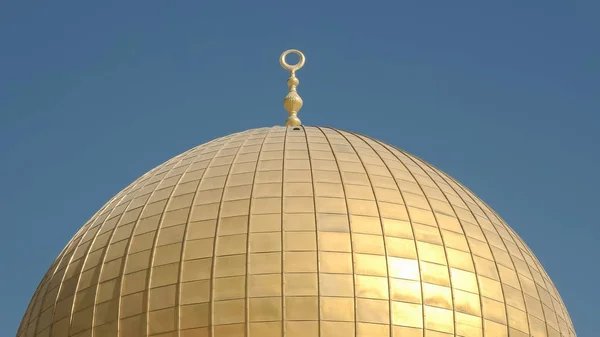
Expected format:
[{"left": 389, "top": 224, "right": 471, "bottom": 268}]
[{"left": 16, "top": 126, "right": 576, "bottom": 337}]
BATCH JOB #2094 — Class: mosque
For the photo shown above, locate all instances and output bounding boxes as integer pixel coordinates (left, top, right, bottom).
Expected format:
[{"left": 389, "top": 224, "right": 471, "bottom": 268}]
[{"left": 16, "top": 50, "right": 576, "bottom": 337}]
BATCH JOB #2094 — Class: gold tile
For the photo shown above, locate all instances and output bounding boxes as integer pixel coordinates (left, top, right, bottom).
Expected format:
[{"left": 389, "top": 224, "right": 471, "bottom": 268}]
[
  {"left": 249, "top": 322, "right": 283, "bottom": 337},
  {"left": 390, "top": 278, "right": 421, "bottom": 303},
  {"left": 214, "top": 254, "right": 246, "bottom": 277},
  {"left": 154, "top": 242, "right": 183, "bottom": 266},
  {"left": 284, "top": 273, "right": 318, "bottom": 296},
  {"left": 180, "top": 280, "right": 210, "bottom": 305},
  {"left": 286, "top": 321, "right": 318, "bottom": 337},
  {"left": 216, "top": 234, "right": 247, "bottom": 256},
  {"left": 318, "top": 232, "right": 351, "bottom": 252},
  {"left": 120, "top": 292, "right": 146, "bottom": 318},
  {"left": 320, "top": 273, "right": 354, "bottom": 297},
  {"left": 424, "top": 305, "right": 454, "bottom": 334},
  {"left": 454, "top": 289, "right": 481, "bottom": 316},
  {"left": 249, "top": 297, "right": 282, "bottom": 321},
  {"left": 214, "top": 299, "right": 245, "bottom": 325},
  {"left": 181, "top": 258, "right": 212, "bottom": 282},
  {"left": 317, "top": 213, "right": 350, "bottom": 232},
  {"left": 353, "top": 233, "right": 384, "bottom": 255},
  {"left": 249, "top": 232, "right": 281, "bottom": 252},
  {"left": 214, "top": 276, "right": 245, "bottom": 300},
  {"left": 356, "top": 322, "right": 389, "bottom": 337},
  {"left": 388, "top": 257, "right": 419, "bottom": 281},
  {"left": 392, "top": 301, "right": 423, "bottom": 328},
  {"left": 355, "top": 275, "right": 389, "bottom": 299},
  {"left": 320, "top": 321, "right": 355, "bottom": 337},
  {"left": 147, "top": 307, "right": 176, "bottom": 335},
  {"left": 248, "top": 252, "right": 281, "bottom": 274},
  {"left": 150, "top": 262, "right": 179, "bottom": 288},
  {"left": 180, "top": 303, "right": 210, "bottom": 329},
  {"left": 356, "top": 298, "right": 389, "bottom": 324},
  {"left": 321, "top": 297, "right": 354, "bottom": 321},
  {"left": 248, "top": 274, "right": 281, "bottom": 297},
  {"left": 149, "top": 284, "right": 176, "bottom": 311},
  {"left": 285, "top": 296, "right": 318, "bottom": 320},
  {"left": 284, "top": 251, "right": 317, "bottom": 272},
  {"left": 386, "top": 236, "right": 417, "bottom": 258},
  {"left": 422, "top": 283, "right": 452, "bottom": 310}
]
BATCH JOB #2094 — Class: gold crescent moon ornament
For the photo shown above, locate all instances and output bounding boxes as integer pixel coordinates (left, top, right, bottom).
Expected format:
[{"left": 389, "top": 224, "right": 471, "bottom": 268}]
[{"left": 280, "top": 49, "right": 305, "bottom": 126}]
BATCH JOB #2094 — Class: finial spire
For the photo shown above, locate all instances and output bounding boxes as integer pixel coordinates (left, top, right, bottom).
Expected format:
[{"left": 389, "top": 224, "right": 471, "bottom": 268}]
[{"left": 280, "top": 49, "right": 305, "bottom": 126}]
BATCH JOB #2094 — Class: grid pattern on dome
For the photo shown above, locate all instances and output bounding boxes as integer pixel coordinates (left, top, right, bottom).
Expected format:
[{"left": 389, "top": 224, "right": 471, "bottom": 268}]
[{"left": 17, "top": 126, "right": 576, "bottom": 337}]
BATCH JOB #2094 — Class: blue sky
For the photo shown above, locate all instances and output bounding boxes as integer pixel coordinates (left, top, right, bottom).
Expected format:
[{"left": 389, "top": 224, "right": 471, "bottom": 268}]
[{"left": 1, "top": 1, "right": 598, "bottom": 335}]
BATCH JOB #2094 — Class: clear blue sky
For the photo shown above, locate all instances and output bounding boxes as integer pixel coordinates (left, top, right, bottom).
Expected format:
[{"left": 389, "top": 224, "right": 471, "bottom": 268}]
[{"left": 1, "top": 1, "right": 597, "bottom": 336}]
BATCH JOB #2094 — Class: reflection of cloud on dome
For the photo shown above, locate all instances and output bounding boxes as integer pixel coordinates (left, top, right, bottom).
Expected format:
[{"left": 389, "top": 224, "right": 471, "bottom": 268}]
[{"left": 16, "top": 126, "right": 576, "bottom": 337}]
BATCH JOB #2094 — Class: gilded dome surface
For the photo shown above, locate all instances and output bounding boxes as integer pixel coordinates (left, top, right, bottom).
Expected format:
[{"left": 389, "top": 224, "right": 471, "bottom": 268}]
[{"left": 17, "top": 126, "right": 576, "bottom": 337}]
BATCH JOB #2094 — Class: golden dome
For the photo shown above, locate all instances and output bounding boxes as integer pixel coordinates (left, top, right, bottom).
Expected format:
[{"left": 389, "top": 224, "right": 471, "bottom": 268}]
[{"left": 17, "top": 126, "right": 576, "bottom": 337}]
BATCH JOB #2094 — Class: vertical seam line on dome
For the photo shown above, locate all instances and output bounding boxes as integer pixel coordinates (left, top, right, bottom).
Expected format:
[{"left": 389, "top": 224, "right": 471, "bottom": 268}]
[
  {"left": 197, "top": 130, "right": 255, "bottom": 337},
  {"left": 61, "top": 174, "right": 151, "bottom": 336},
  {"left": 315, "top": 126, "right": 358, "bottom": 337},
  {"left": 173, "top": 136, "right": 246, "bottom": 337},
  {"left": 138, "top": 141, "right": 219, "bottom": 335},
  {"left": 331, "top": 128, "right": 394, "bottom": 337},
  {"left": 302, "top": 125, "right": 322, "bottom": 337},
  {"left": 345, "top": 131, "right": 426, "bottom": 337},
  {"left": 87, "top": 174, "right": 166, "bottom": 335},
  {"left": 395, "top": 146, "right": 537, "bottom": 336},
  {"left": 434, "top": 166, "right": 557, "bottom": 336},
  {"left": 281, "top": 126, "right": 289, "bottom": 337},
  {"left": 369, "top": 138, "right": 490, "bottom": 336},
  {"left": 358, "top": 133, "right": 460, "bottom": 337},
  {"left": 112, "top": 143, "right": 211, "bottom": 336},
  {"left": 244, "top": 127, "right": 273, "bottom": 337}
]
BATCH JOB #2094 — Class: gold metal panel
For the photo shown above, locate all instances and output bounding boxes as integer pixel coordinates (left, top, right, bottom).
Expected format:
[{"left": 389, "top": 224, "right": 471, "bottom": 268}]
[
  {"left": 355, "top": 275, "right": 389, "bottom": 299},
  {"left": 320, "top": 273, "right": 354, "bottom": 297},
  {"left": 214, "top": 276, "right": 245, "bottom": 300},
  {"left": 248, "top": 252, "right": 281, "bottom": 274},
  {"left": 180, "top": 280, "right": 210, "bottom": 305},
  {"left": 248, "top": 297, "right": 282, "bottom": 321},
  {"left": 321, "top": 321, "right": 355, "bottom": 337},
  {"left": 284, "top": 231, "right": 316, "bottom": 251},
  {"left": 284, "top": 251, "right": 317, "bottom": 272},
  {"left": 250, "top": 213, "right": 281, "bottom": 233},
  {"left": 388, "top": 257, "right": 420, "bottom": 281},
  {"left": 422, "top": 283, "right": 452, "bottom": 310},
  {"left": 285, "top": 296, "right": 318, "bottom": 320},
  {"left": 424, "top": 305, "right": 454, "bottom": 333},
  {"left": 214, "top": 299, "right": 245, "bottom": 325},
  {"left": 284, "top": 273, "right": 318, "bottom": 296},
  {"left": 392, "top": 301, "right": 423, "bottom": 328},
  {"left": 18, "top": 126, "right": 576, "bottom": 337},
  {"left": 249, "top": 322, "right": 282, "bottom": 337},
  {"left": 180, "top": 303, "right": 210, "bottom": 329},
  {"left": 321, "top": 297, "right": 354, "bottom": 321},
  {"left": 248, "top": 274, "right": 281, "bottom": 297}
]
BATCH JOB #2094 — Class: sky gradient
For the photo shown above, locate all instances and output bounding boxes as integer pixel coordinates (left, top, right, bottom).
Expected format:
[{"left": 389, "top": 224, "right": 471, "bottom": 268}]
[{"left": 1, "top": 1, "right": 598, "bottom": 335}]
